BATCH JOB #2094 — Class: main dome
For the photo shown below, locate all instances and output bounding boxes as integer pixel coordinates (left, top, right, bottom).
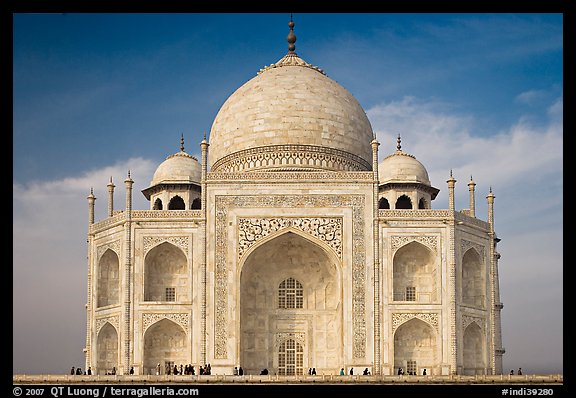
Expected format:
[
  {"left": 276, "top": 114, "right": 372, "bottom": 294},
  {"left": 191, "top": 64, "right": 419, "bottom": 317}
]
[{"left": 208, "top": 22, "right": 374, "bottom": 173}]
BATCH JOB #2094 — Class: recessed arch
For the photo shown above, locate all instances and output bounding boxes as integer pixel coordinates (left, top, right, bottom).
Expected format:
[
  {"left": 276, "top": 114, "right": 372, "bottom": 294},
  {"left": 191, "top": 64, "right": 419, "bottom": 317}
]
[
  {"left": 239, "top": 231, "right": 342, "bottom": 375},
  {"left": 144, "top": 242, "right": 188, "bottom": 302},
  {"left": 463, "top": 322, "right": 486, "bottom": 375},
  {"left": 96, "top": 322, "right": 118, "bottom": 375},
  {"left": 394, "top": 318, "right": 437, "bottom": 375},
  {"left": 462, "top": 248, "right": 485, "bottom": 308},
  {"left": 143, "top": 319, "right": 188, "bottom": 375},
  {"left": 393, "top": 241, "right": 437, "bottom": 303},
  {"left": 97, "top": 249, "right": 120, "bottom": 307}
]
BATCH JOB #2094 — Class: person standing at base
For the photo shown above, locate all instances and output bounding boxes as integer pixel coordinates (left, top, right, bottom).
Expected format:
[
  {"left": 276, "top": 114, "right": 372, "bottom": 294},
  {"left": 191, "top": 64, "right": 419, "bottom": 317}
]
[
  {"left": 518, "top": 368, "right": 523, "bottom": 375},
  {"left": 340, "top": 368, "right": 345, "bottom": 375},
  {"left": 349, "top": 368, "right": 353, "bottom": 375}
]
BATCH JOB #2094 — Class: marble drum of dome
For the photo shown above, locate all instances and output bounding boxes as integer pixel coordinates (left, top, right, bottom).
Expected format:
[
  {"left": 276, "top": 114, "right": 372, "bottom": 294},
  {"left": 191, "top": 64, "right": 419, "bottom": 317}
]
[{"left": 208, "top": 52, "right": 375, "bottom": 173}]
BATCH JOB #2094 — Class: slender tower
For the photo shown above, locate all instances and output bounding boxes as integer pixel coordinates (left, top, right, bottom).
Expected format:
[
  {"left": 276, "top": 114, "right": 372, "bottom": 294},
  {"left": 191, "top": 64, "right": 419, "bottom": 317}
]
[
  {"left": 122, "top": 171, "right": 134, "bottom": 374},
  {"left": 85, "top": 189, "right": 96, "bottom": 371}
]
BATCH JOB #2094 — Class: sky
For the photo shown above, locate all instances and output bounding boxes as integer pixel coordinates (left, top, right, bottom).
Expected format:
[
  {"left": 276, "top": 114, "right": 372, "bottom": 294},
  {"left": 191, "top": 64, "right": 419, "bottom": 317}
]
[{"left": 12, "top": 12, "right": 563, "bottom": 375}]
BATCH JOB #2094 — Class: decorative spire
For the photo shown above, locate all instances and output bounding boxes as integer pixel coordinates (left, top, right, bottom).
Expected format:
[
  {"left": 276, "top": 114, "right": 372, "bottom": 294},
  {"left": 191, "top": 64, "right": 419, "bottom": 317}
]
[
  {"left": 287, "top": 14, "right": 296, "bottom": 54},
  {"left": 180, "top": 133, "right": 185, "bottom": 152},
  {"left": 396, "top": 134, "right": 402, "bottom": 151}
]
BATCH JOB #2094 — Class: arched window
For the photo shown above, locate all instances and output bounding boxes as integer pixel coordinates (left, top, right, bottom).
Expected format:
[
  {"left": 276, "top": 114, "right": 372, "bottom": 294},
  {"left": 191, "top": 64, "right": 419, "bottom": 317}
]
[
  {"left": 418, "top": 198, "right": 427, "bottom": 209},
  {"left": 153, "top": 198, "right": 163, "bottom": 210},
  {"left": 395, "top": 195, "right": 412, "bottom": 209},
  {"left": 191, "top": 198, "right": 201, "bottom": 209},
  {"left": 278, "top": 339, "right": 304, "bottom": 375},
  {"left": 168, "top": 196, "right": 185, "bottom": 210},
  {"left": 278, "top": 278, "right": 303, "bottom": 309},
  {"left": 378, "top": 197, "right": 390, "bottom": 209}
]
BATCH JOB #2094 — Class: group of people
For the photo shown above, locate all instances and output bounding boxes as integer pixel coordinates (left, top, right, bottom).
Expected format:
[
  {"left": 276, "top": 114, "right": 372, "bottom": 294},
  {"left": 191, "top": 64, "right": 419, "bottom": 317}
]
[
  {"left": 397, "top": 367, "right": 426, "bottom": 375},
  {"left": 338, "top": 367, "right": 371, "bottom": 375},
  {"left": 510, "top": 368, "right": 523, "bottom": 375},
  {"left": 155, "top": 363, "right": 211, "bottom": 375},
  {"left": 233, "top": 367, "right": 245, "bottom": 375},
  {"left": 70, "top": 366, "right": 92, "bottom": 375}
]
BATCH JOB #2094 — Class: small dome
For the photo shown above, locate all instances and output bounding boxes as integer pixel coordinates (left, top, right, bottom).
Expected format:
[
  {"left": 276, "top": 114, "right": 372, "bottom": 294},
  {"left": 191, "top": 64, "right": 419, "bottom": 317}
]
[
  {"left": 150, "top": 150, "right": 201, "bottom": 186},
  {"left": 378, "top": 150, "right": 430, "bottom": 185}
]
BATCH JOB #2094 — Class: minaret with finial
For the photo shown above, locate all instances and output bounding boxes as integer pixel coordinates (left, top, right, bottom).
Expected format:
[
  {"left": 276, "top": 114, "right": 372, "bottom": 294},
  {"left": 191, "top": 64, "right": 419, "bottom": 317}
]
[
  {"left": 468, "top": 175, "right": 476, "bottom": 218},
  {"left": 447, "top": 170, "right": 457, "bottom": 212},
  {"left": 107, "top": 177, "right": 115, "bottom": 218}
]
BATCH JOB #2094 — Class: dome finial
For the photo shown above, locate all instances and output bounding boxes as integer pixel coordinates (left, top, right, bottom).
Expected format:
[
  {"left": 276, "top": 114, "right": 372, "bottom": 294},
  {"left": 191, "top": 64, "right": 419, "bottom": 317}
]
[
  {"left": 287, "top": 14, "right": 296, "bottom": 53},
  {"left": 180, "top": 133, "right": 185, "bottom": 152},
  {"left": 396, "top": 134, "right": 402, "bottom": 151}
]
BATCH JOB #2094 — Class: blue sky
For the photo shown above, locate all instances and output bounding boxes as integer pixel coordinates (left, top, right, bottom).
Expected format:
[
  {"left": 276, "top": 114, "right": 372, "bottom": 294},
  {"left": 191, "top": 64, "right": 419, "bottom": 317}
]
[{"left": 13, "top": 13, "right": 563, "bottom": 375}]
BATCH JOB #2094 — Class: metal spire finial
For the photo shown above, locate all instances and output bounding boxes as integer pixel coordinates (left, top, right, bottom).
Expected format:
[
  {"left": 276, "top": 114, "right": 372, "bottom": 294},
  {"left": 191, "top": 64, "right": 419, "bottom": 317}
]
[
  {"left": 396, "top": 134, "right": 402, "bottom": 151},
  {"left": 180, "top": 133, "right": 185, "bottom": 152},
  {"left": 287, "top": 15, "right": 296, "bottom": 53}
]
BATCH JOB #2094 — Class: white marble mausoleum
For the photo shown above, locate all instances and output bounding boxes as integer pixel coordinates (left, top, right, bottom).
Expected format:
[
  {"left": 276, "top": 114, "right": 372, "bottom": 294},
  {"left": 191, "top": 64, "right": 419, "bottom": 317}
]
[{"left": 84, "top": 19, "right": 505, "bottom": 377}]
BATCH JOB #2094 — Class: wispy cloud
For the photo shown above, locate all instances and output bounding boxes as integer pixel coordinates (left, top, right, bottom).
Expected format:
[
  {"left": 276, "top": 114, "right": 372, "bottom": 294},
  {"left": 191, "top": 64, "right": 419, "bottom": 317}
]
[{"left": 13, "top": 158, "right": 155, "bottom": 374}]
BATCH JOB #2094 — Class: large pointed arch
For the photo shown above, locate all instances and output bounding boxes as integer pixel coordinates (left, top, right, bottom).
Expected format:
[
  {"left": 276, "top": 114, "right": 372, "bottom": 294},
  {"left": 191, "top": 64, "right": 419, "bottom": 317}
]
[
  {"left": 463, "top": 322, "right": 486, "bottom": 375},
  {"left": 393, "top": 241, "right": 437, "bottom": 303},
  {"left": 238, "top": 230, "right": 343, "bottom": 375},
  {"left": 393, "top": 318, "right": 437, "bottom": 375},
  {"left": 143, "top": 318, "right": 188, "bottom": 375},
  {"left": 96, "top": 322, "right": 119, "bottom": 375},
  {"left": 144, "top": 242, "right": 188, "bottom": 302},
  {"left": 97, "top": 249, "right": 120, "bottom": 307},
  {"left": 462, "top": 247, "right": 485, "bottom": 308}
]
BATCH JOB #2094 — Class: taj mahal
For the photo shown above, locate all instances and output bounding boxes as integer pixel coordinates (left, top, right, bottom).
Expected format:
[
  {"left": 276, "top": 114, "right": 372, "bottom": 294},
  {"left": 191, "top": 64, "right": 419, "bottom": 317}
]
[{"left": 84, "top": 18, "right": 505, "bottom": 377}]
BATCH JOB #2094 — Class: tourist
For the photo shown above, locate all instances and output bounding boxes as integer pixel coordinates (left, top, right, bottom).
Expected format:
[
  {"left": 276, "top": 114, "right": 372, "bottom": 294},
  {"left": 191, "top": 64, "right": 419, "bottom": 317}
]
[
  {"left": 312, "top": 368, "right": 316, "bottom": 375},
  {"left": 423, "top": 369, "right": 427, "bottom": 375},
  {"left": 340, "top": 368, "right": 345, "bottom": 375},
  {"left": 349, "top": 367, "right": 353, "bottom": 375},
  {"left": 518, "top": 368, "right": 523, "bottom": 375},
  {"left": 70, "top": 367, "right": 75, "bottom": 375},
  {"left": 239, "top": 367, "right": 244, "bottom": 376},
  {"left": 510, "top": 369, "right": 514, "bottom": 375},
  {"left": 87, "top": 367, "right": 92, "bottom": 375},
  {"left": 234, "top": 366, "right": 238, "bottom": 375},
  {"left": 129, "top": 366, "right": 134, "bottom": 375}
]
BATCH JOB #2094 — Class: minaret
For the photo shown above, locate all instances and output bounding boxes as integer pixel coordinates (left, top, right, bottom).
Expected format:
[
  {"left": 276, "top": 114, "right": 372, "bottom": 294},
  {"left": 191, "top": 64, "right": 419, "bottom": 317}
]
[
  {"left": 200, "top": 133, "right": 209, "bottom": 366},
  {"left": 447, "top": 170, "right": 456, "bottom": 212},
  {"left": 487, "top": 187, "right": 504, "bottom": 373},
  {"left": 85, "top": 188, "right": 96, "bottom": 371},
  {"left": 107, "top": 177, "right": 115, "bottom": 218},
  {"left": 87, "top": 188, "right": 96, "bottom": 225},
  {"left": 371, "top": 135, "right": 381, "bottom": 374},
  {"left": 122, "top": 171, "right": 134, "bottom": 375},
  {"left": 468, "top": 175, "right": 476, "bottom": 218}
]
